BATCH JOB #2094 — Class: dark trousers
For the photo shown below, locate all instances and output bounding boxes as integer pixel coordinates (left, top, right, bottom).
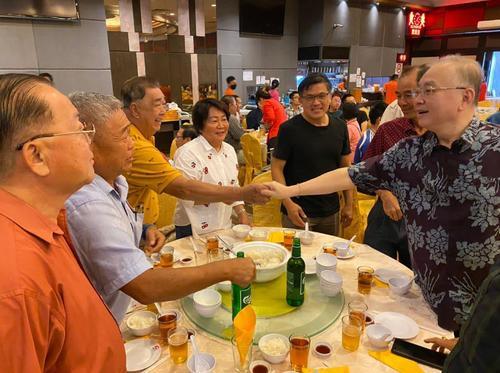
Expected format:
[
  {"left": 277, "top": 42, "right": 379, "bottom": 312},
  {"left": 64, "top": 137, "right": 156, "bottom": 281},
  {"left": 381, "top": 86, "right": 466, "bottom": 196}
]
[
  {"left": 175, "top": 225, "right": 193, "bottom": 239},
  {"left": 363, "top": 199, "right": 412, "bottom": 269}
]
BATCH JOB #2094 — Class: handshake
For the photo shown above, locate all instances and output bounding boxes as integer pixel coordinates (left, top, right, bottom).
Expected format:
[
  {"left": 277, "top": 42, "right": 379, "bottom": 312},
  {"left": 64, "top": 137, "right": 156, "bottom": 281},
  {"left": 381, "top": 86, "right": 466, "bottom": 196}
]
[{"left": 237, "top": 182, "right": 293, "bottom": 204}]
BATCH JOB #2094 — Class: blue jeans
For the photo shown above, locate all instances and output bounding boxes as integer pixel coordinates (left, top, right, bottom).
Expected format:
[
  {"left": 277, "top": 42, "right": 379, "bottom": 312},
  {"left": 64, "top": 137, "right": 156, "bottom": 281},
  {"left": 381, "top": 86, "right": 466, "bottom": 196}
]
[{"left": 175, "top": 225, "right": 193, "bottom": 239}]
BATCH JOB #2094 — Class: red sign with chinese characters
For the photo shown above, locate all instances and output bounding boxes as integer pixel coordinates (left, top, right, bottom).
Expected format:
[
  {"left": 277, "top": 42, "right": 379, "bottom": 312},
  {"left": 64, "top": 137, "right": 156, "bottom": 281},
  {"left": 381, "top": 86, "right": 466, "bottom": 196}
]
[{"left": 408, "top": 11, "right": 426, "bottom": 37}]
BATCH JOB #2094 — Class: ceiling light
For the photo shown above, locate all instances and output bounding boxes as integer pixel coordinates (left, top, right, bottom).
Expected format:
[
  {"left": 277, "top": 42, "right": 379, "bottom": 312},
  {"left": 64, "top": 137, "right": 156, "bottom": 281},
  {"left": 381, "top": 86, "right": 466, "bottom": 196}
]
[
  {"left": 402, "top": 6, "right": 406, "bottom": 10},
  {"left": 211, "top": 3, "right": 216, "bottom": 7},
  {"left": 375, "top": 2, "right": 380, "bottom": 6},
  {"left": 169, "top": 12, "right": 175, "bottom": 16}
]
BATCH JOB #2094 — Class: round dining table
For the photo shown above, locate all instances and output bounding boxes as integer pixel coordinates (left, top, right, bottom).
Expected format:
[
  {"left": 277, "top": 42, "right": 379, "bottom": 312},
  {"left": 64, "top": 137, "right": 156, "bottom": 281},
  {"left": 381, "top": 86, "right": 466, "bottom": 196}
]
[{"left": 121, "top": 228, "right": 453, "bottom": 373}]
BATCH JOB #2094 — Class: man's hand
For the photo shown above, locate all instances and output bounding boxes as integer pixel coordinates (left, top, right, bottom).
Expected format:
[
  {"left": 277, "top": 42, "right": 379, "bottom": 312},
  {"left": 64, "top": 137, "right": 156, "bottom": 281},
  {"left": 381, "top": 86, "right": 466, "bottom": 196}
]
[
  {"left": 378, "top": 190, "right": 403, "bottom": 221},
  {"left": 341, "top": 203, "right": 353, "bottom": 227},
  {"left": 144, "top": 226, "right": 166, "bottom": 254},
  {"left": 240, "top": 184, "right": 271, "bottom": 204},
  {"left": 424, "top": 337, "right": 458, "bottom": 354},
  {"left": 261, "top": 181, "right": 293, "bottom": 199},
  {"left": 284, "top": 200, "right": 307, "bottom": 228},
  {"left": 239, "top": 211, "right": 250, "bottom": 226},
  {"left": 227, "top": 257, "right": 256, "bottom": 287}
]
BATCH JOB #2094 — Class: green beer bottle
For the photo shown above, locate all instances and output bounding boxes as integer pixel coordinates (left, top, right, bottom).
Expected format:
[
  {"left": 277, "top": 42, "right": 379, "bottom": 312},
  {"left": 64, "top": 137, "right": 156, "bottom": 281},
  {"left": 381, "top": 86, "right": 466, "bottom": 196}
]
[
  {"left": 232, "top": 251, "right": 252, "bottom": 319},
  {"left": 286, "top": 237, "right": 305, "bottom": 307}
]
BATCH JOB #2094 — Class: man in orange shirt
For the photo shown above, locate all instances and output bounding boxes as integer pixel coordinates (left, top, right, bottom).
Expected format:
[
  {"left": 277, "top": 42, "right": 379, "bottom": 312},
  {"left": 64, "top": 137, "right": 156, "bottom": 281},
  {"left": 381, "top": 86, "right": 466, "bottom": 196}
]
[
  {"left": 383, "top": 74, "right": 398, "bottom": 104},
  {"left": 224, "top": 75, "right": 237, "bottom": 96},
  {"left": 0, "top": 74, "right": 125, "bottom": 372}
]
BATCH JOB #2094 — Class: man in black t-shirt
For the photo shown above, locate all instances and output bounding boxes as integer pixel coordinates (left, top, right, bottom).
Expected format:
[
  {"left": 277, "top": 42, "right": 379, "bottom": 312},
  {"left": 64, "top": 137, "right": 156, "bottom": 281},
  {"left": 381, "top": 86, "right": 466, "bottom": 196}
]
[{"left": 272, "top": 73, "right": 353, "bottom": 235}]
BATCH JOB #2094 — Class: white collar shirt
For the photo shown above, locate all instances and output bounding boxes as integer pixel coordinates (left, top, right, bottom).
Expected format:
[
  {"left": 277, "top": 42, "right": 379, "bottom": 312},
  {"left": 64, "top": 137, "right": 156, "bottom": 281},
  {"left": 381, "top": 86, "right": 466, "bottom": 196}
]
[{"left": 173, "top": 136, "right": 243, "bottom": 234}]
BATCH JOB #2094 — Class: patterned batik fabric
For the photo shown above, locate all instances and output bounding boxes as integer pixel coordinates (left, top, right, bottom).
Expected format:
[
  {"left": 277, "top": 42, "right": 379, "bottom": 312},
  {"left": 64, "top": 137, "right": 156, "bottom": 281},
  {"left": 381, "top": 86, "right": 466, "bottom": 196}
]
[{"left": 349, "top": 118, "right": 500, "bottom": 331}]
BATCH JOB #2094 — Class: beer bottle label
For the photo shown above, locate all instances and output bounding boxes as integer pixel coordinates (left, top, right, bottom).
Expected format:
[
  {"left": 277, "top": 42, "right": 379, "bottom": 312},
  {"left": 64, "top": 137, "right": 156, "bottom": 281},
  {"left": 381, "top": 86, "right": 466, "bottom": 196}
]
[
  {"left": 300, "top": 272, "right": 305, "bottom": 295},
  {"left": 242, "top": 288, "right": 251, "bottom": 306}
]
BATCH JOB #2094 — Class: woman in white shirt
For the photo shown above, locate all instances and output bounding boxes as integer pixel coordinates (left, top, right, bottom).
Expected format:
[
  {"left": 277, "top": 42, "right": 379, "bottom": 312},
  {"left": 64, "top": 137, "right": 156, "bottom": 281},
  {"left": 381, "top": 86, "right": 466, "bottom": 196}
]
[{"left": 174, "top": 99, "right": 250, "bottom": 237}]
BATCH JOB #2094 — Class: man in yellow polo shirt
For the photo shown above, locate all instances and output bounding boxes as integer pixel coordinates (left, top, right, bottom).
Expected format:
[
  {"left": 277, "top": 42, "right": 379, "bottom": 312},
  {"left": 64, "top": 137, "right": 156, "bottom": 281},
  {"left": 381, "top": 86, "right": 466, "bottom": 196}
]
[{"left": 122, "top": 76, "right": 269, "bottom": 224}]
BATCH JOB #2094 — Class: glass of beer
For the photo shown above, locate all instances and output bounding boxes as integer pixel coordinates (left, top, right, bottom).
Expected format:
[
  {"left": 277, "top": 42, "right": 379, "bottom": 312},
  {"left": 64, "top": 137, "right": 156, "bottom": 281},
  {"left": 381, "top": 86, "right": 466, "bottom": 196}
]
[
  {"left": 283, "top": 230, "right": 296, "bottom": 251},
  {"left": 168, "top": 327, "right": 188, "bottom": 364},
  {"left": 322, "top": 243, "right": 337, "bottom": 256},
  {"left": 160, "top": 246, "right": 175, "bottom": 267},
  {"left": 357, "top": 266, "right": 374, "bottom": 295},
  {"left": 206, "top": 236, "right": 219, "bottom": 253},
  {"left": 289, "top": 334, "right": 310, "bottom": 371},
  {"left": 157, "top": 311, "right": 177, "bottom": 344},
  {"left": 208, "top": 247, "right": 224, "bottom": 263},
  {"left": 342, "top": 314, "right": 363, "bottom": 352},
  {"left": 348, "top": 300, "right": 368, "bottom": 331}
]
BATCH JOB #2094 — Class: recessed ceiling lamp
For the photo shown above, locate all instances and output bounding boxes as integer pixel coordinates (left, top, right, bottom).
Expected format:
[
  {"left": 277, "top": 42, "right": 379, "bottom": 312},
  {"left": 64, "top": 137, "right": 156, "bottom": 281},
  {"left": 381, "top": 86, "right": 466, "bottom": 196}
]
[
  {"left": 169, "top": 12, "right": 175, "bottom": 16},
  {"left": 211, "top": 3, "right": 216, "bottom": 7}
]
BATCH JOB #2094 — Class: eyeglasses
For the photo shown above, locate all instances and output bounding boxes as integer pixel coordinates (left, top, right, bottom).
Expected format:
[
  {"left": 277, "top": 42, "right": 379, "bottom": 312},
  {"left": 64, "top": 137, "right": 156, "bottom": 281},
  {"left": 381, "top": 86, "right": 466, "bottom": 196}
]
[
  {"left": 15, "top": 121, "right": 96, "bottom": 151},
  {"left": 301, "top": 92, "right": 330, "bottom": 103},
  {"left": 408, "top": 86, "right": 468, "bottom": 99}
]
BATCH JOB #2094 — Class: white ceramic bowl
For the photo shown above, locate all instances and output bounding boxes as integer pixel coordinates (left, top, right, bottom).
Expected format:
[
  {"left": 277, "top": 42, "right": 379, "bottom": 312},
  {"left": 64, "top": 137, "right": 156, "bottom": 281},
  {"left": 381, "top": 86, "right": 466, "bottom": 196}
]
[
  {"left": 388, "top": 276, "right": 412, "bottom": 295},
  {"left": 217, "top": 280, "right": 231, "bottom": 292},
  {"left": 333, "top": 241, "right": 350, "bottom": 257},
  {"left": 232, "top": 224, "right": 251, "bottom": 239},
  {"left": 187, "top": 352, "right": 216, "bottom": 372},
  {"left": 316, "top": 253, "right": 337, "bottom": 276},
  {"left": 193, "top": 289, "right": 222, "bottom": 318},
  {"left": 319, "top": 270, "right": 343, "bottom": 297},
  {"left": 232, "top": 241, "right": 290, "bottom": 283},
  {"left": 250, "top": 360, "right": 272, "bottom": 372},
  {"left": 249, "top": 229, "right": 268, "bottom": 241},
  {"left": 126, "top": 310, "right": 157, "bottom": 337},
  {"left": 366, "top": 324, "right": 394, "bottom": 348},
  {"left": 299, "top": 231, "right": 314, "bottom": 245},
  {"left": 258, "top": 333, "right": 290, "bottom": 364}
]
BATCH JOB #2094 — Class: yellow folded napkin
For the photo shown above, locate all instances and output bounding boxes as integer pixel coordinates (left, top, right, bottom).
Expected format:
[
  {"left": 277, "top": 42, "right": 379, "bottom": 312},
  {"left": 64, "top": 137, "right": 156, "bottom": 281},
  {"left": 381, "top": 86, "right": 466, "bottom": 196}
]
[
  {"left": 302, "top": 367, "right": 349, "bottom": 373},
  {"left": 267, "top": 230, "right": 284, "bottom": 243},
  {"left": 374, "top": 277, "right": 389, "bottom": 288},
  {"left": 369, "top": 350, "right": 424, "bottom": 373},
  {"left": 234, "top": 305, "right": 256, "bottom": 365}
]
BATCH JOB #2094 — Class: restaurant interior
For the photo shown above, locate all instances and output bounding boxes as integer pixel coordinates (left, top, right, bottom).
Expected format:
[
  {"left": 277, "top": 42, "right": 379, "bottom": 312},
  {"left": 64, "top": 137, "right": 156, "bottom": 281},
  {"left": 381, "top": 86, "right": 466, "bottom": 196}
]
[{"left": 0, "top": 0, "right": 499, "bottom": 372}]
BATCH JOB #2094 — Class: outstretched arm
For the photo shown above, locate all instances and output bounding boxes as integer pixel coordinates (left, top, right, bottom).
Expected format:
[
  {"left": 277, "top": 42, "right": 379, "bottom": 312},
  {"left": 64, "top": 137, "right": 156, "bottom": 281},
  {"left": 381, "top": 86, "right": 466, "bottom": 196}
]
[{"left": 263, "top": 167, "right": 354, "bottom": 200}]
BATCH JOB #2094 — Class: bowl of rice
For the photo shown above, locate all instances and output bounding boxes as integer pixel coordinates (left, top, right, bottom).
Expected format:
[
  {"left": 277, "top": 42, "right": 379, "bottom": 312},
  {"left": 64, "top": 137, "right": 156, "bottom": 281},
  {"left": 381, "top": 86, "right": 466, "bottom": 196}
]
[
  {"left": 258, "top": 333, "right": 290, "bottom": 364},
  {"left": 232, "top": 242, "right": 290, "bottom": 283}
]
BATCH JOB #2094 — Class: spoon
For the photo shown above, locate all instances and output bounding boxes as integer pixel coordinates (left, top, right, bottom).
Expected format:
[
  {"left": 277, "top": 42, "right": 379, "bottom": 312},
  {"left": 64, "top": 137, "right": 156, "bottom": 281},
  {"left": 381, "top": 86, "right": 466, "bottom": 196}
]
[
  {"left": 154, "top": 302, "right": 162, "bottom": 314},
  {"left": 190, "top": 335, "right": 209, "bottom": 372},
  {"left": 346, "top": 234, "right": 357, "bottom": 248}
]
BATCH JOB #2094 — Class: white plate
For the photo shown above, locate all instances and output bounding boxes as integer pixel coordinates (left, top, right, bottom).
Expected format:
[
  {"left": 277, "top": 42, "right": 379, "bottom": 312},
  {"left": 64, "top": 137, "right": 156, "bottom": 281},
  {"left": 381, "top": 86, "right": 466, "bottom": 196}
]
[
  {"left": 336, "top": 248, "right": 355, "bottom": 260},
  {"left": 125, "top": 339, "right": 162, "bottom": 372},
  {"left": 374, "top": 268, "right": 404, "bottom": 283},
  {"left": 374, "top": 312, "right": 419, "bottom": 339},
  {"left": 304, "top": 257, "right": 316, "bottom": 275}
]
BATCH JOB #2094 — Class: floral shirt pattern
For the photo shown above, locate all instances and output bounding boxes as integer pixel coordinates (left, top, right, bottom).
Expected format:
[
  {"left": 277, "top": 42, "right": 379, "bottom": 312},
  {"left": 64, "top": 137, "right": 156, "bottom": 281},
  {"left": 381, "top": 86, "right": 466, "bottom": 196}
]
[{"left": 348, "top": 118, "right": 500, "bottom": 331}]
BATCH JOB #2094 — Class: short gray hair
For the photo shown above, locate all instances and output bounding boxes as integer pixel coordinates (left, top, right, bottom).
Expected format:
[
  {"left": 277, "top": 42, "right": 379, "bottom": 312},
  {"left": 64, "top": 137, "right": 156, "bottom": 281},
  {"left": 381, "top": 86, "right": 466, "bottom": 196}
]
[
  {"left": 434, "top": 55, "right": 483, "bottom": 104},
  {"left": 68, "top": 92, "right": 122, "bottom": 141}
]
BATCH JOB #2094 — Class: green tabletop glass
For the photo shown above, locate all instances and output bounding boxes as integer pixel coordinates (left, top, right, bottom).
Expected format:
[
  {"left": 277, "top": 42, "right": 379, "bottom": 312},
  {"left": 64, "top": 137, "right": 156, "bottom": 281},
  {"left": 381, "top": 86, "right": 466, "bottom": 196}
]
[{"left": 181, "top": 274, "right": 344, "bottom": 344}]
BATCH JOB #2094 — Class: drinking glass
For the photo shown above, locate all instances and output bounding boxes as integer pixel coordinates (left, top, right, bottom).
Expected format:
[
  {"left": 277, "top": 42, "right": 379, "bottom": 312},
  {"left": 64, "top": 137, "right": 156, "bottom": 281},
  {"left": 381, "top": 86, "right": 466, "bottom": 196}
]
[
  {"left": 157, "top": 311, "right": 178, "bottom": 344},
  {"left": 289, "top": 334, "right": 310, "bottom": 371},
  {"left": 160, "top": 246, "right": 175, "bottom": 267},
  {"left": 168, "top": 327, "right": 188, "bottom": 364},
  {"left": 357, "top": 266, "right": 374, "bottom": 295},
  {"left": 341, "top": 314, "right": 363, "bottom": 352},
  {"left": 348, "top": 300, "right": 368, "bottom": 331},
  {"left": 283, "top": 229, "right": 296, "bottom": 251},
  {"left": 231, "top": 336, "right": 253, "bottom": 372}
]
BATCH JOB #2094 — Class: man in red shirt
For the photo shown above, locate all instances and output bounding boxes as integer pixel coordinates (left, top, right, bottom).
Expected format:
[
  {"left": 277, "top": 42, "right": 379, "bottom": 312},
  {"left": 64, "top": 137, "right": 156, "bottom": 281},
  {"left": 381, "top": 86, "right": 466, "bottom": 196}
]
[
  {"left": 383, "top": 74, "right": 399, "bottom": 104},
  {"left": 0, "top": 74, "right": 125, "bottom": 372}
]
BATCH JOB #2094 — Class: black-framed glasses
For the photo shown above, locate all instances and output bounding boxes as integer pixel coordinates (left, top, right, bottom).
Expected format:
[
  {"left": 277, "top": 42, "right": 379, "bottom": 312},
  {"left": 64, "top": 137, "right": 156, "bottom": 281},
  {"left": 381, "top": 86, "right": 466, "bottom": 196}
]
[
  {"left": 408, "top": 86, "right": 468, "bottom": 99},
  {"left": 15, "top": 121, "right": 96, "bottom": 151},
  {"left": 300, "top": 92, "right": 330, "bottom": 103}
]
